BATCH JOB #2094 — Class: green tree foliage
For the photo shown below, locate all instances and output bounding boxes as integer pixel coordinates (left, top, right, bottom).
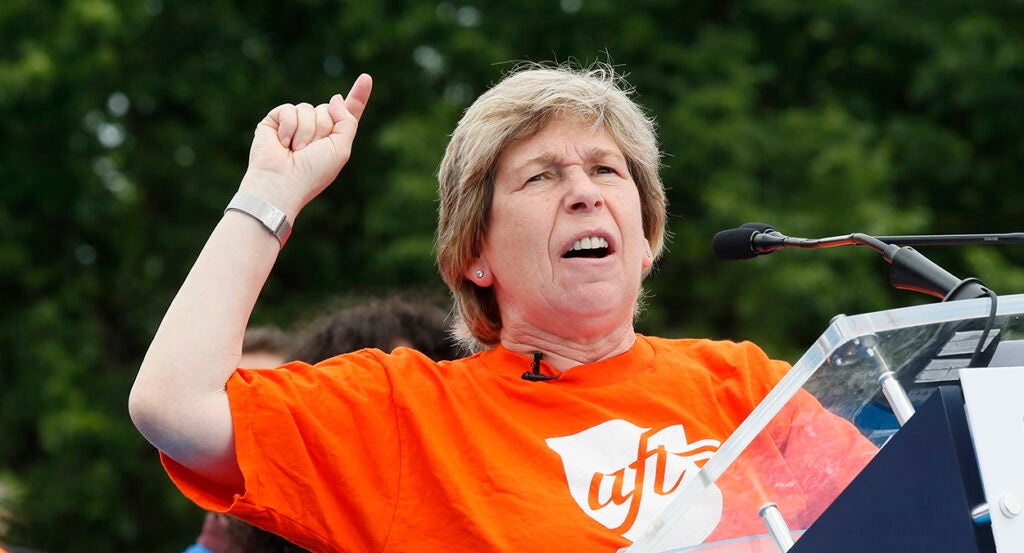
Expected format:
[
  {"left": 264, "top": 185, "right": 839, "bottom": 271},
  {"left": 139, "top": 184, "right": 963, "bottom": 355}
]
[{"left": 1, "top": 0, "right": 1023, "bottom": 550}]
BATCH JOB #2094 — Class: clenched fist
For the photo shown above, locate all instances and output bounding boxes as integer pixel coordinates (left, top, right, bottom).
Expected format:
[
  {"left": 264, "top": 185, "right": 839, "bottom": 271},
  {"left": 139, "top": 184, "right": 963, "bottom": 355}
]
[{"left": 239, "top": 73, "right": 373, "bottom": 220}]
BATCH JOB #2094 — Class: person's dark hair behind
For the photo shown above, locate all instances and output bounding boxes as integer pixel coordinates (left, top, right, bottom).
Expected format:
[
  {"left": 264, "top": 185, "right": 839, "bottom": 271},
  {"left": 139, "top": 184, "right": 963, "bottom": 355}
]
[
  {"left": 241, "top": 326, "right": 292, "bottom": 358},
  {"left": 288, "top": 295, "right": 463, "bottom": 364}
]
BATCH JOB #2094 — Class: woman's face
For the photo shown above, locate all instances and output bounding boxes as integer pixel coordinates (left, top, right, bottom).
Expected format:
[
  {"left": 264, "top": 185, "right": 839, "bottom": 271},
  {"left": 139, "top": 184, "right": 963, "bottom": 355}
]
[{"left": 470, "top": 115, "right": 653, "bottom": 340}]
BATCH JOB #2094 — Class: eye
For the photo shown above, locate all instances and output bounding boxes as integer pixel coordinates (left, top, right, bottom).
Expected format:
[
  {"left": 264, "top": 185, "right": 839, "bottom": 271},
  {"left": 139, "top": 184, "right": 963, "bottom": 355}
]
[
  {"left": 525, "top": 173, "right": 546, "bottom": 184},
  {"left": 594, "top": 165, "right": 618, "bottom": 176}
]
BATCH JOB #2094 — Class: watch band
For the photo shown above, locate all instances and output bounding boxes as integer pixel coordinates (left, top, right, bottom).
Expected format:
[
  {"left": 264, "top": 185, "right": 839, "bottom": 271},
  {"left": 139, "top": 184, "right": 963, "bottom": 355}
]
[{"left": 224, "top": 191, "right": 292, "bottom": 246}]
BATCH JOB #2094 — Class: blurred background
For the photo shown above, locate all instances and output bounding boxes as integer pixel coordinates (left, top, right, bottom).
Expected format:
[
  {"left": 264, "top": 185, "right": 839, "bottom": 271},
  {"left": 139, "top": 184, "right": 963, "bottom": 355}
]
[{"left": 2, "top": 0, "right": 1024, "bottom": 550}]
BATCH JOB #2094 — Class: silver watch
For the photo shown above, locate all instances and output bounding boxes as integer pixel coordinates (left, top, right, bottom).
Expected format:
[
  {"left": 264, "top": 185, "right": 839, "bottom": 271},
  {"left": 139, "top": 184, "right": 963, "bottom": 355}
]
[{"left": 224, "top": 191, "right": 292, "bottom": 246}]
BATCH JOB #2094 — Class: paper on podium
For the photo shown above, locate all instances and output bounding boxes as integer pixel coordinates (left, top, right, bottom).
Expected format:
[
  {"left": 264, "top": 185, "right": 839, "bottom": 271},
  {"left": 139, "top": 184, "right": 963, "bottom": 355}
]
[
  {"left": 960, "top": 365, "right": 1024, "bottom": 551},
  {"left": 623, "top": 293, "right": 1024, "bottom": 553}
]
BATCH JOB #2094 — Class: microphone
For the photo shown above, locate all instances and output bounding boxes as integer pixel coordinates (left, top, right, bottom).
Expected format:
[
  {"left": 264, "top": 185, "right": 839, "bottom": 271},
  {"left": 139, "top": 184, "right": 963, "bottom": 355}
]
[
  {"left": 711, "top": 223, "right": 788, "bottom": 259},
  {"left": 712, "top": 223, "right": 993, "bottom": 301},
  {"left": 522, "top": 351, "right": 558, "bottom": 381}
]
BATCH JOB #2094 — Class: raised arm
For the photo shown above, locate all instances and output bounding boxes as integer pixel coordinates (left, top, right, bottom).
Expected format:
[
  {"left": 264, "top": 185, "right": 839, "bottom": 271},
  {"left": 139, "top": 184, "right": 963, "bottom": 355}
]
[{"left": 129, "top": 75, "right": 373, "bottom": 489}]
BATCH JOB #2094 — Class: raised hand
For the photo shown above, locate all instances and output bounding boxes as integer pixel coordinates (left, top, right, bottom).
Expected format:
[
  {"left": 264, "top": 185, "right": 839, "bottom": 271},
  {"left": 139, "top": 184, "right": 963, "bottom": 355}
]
[
  {"left": 240, "top": 73, "right": 373, "bottom": 217},
  {"left": 130, "top": 74, "right": 373, "bottom": 490}
]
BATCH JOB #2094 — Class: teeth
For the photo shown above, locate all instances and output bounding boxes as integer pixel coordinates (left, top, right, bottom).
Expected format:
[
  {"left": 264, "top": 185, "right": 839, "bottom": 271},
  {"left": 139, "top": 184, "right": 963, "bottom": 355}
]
[{"left": 571, "top": 236, "right": 609, "bottom": 251}]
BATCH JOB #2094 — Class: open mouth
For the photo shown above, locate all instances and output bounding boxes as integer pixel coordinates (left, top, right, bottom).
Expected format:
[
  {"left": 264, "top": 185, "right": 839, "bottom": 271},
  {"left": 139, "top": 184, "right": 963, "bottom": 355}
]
[{"left": 563, "top": 236, "right": 611, "bottom": 259}]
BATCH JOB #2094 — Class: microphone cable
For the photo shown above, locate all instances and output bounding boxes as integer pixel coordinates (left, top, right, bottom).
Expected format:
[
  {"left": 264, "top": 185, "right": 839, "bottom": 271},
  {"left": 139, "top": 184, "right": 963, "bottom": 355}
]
[{"left": 968, "top": 288, "right": 999, "bottom": 368}]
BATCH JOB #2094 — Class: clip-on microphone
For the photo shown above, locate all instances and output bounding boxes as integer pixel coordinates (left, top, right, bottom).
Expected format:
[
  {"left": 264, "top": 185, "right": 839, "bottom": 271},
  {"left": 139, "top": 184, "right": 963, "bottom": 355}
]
[{"left": 522, "top": 351, "right": 559, "bottom": 381}]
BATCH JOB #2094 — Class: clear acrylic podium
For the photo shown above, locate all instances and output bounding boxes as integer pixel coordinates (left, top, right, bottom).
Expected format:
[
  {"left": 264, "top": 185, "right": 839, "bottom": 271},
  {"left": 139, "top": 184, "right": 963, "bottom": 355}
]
[{"left": 624, "top": 293, "right": 1024, "bottom": 553}]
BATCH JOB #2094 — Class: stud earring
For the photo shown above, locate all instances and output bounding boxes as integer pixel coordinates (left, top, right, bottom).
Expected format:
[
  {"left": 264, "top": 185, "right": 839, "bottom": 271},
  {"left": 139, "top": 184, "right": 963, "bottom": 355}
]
[
  {"left": 646, "top": 251, "right": 652, "bottom": 258},
  {"left": 475, "top": 270, "right": 485, "bottom": 279}
]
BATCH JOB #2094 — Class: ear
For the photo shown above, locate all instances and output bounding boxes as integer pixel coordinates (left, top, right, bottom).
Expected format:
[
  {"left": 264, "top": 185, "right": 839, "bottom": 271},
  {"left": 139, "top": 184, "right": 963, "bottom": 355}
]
[
  {"left": 642, "top": 240, "right": 654, "bottom": 270},
  {"left": 465, "top": 259, "right": 494, "bottom": 287}
]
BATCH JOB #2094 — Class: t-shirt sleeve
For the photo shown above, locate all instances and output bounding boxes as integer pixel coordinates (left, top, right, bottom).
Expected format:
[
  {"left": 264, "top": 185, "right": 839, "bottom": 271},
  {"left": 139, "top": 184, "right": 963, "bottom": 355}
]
[
  {"left": 161, "top": 349, "right": 403, "bottom": 553},
  {"left": 746, "top": 340, "right": 878, "bottom": 527},
  {"left": 704, "top": 340, "right": 877, "bottom": 536},
  {"left": 768, "top": 388, "right": 877, "bottom": 522}
]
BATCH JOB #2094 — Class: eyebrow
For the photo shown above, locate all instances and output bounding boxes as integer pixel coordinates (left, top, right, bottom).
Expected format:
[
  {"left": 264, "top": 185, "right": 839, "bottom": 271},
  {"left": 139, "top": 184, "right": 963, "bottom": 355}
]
[{"left": 519, "top": 147, "right": 626, "bottom": 171}]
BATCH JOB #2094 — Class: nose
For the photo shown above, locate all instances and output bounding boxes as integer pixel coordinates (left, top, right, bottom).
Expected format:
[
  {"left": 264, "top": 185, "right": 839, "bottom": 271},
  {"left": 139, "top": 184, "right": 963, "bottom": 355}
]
[{"left": 563, "top": 167, "right": 603, "bottom": 213}]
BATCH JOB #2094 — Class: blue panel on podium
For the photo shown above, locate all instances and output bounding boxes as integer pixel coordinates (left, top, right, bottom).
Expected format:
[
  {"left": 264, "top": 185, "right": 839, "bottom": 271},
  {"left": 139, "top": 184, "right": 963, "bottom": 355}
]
[{"left": 789, "top": 386, "right": 995, "bottom": 553}]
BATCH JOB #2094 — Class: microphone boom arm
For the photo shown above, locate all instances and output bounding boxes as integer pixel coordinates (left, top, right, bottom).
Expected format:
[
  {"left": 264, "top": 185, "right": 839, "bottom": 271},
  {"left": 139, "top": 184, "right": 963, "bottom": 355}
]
[{"left": 734, "top": 226, "right": 993, "bottom": 302}]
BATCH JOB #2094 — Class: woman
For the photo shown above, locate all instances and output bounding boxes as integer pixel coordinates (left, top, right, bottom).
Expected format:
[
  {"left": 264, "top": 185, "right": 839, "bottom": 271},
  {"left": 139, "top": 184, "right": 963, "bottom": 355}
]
[{"left": 130, "top": 63, "right": 874, "bottom": 552}]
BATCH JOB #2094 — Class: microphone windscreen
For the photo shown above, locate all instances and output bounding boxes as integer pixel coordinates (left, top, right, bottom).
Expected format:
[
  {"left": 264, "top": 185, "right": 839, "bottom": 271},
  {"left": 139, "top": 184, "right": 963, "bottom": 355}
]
[
  {"left": 740, "top": 222, "right": 776, "bottom": 233},
  {"left": 712, "top": 228, "right": 760, "bottom": 259}
]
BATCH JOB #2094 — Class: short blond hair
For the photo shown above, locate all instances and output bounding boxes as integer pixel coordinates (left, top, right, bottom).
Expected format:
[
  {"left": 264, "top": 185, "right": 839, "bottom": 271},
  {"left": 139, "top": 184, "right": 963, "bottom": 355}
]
[{"left": 436, "top": 61, "right": 667, "bottom": 349}]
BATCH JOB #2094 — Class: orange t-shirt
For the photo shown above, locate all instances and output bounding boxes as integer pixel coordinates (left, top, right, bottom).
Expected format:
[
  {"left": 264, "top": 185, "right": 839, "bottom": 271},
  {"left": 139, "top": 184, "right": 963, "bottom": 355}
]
[{"left": 162, "top": 335, "right": 875, "bottom": 552}]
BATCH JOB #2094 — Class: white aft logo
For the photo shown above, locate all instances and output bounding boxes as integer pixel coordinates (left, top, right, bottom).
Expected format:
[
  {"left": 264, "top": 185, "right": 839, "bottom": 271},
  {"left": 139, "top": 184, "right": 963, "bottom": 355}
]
[{"left": 546, "top": 419, "right": 723, "bottom": 547}]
